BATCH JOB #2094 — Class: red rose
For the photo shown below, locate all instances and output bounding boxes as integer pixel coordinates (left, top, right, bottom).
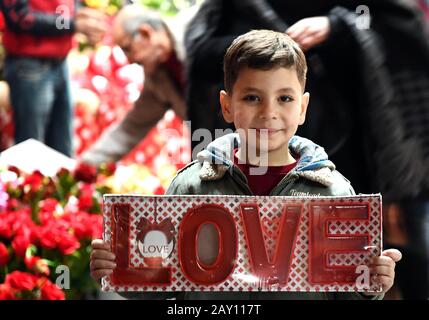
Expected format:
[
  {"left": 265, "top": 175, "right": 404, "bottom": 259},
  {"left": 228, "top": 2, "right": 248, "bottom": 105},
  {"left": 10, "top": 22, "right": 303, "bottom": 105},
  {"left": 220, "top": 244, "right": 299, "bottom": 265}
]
[
  {"left": 0, "top": 242, "right": 9, "bottom": 266},
  {"left": 0, "top": 284, "right": 17, "bottom": 300},
  {"left": 39, "top": 227, "right": 58, "bottom": 250},
  {"left": 11, "top": 234, "right": 31, "bottom": 257},
  {"left": 56, "top": 168, "right": 71, "bottom": 177},
  {"left": 25, "top": 256, "right": 50, "bottom": 276},
  {"left": 6, "top": 198, "right": 19, "bottom": 211},
  {"left": 106, "top": 162, "right": 117, "bottom": 175},
  {"left": 40, "top": 280, "right": 65, "bottom": 300},
  {"left": 39, "top": 210, "right": 54, "bottom": 226},
  {"left": 78, "top": 191, "right": 93, "bottom": 212},
  {"left": 58, "top": 232, "right": 80, "bottom": 255},
  {"left": 0, "top": 217, "right": 12, "bottom": 239},
  {"left": 30, "top": 225, "right": 42, "bottom": 245},
  {"left": 24, "top": 255, "right": 40, "bottom": 270},
  {"left": 22, "top": 171, "right": 44, "bottom": 193},
  {"left": 71, "top": 211, "right": 102, "bottom": 240},
  {"left": 72, "top": 220, "right": 90, "bottom": 240},
  {"left": 39, "top": 198, "right": 59, "bottom": 215},
  {"left": 10, "top": 208, "right": 33, "bottom": 236},
  {"left": 34, "top": 259, "right": 50, "bottom": 276},
  {"left": 39, "top": 199, "right": 59, "bottom": 225},
  {"left": 13, "top": 222, "right": 32, "bottom": 239},
  {"left": 89, "top": 214, "right": 103, "bottom": 239},
  {"left": 74, "top": 162, "right": 97, "bottom": 183},
  {"left": 5, "top": 271, "right": 38, "bottom": 291}
]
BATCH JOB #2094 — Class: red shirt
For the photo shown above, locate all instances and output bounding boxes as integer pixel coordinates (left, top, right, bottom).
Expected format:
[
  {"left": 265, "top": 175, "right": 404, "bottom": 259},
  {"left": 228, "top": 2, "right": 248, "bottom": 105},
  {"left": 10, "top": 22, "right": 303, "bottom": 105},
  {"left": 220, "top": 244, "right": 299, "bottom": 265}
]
[
  {"left": 2, "top": 0, "right": 75, "bottom": 59},
  {"left": 164, "top": 51, "right": 185, "bottom": 92},
  {"left": 233, "top": 149, "right": 298, "bottom": 196}
]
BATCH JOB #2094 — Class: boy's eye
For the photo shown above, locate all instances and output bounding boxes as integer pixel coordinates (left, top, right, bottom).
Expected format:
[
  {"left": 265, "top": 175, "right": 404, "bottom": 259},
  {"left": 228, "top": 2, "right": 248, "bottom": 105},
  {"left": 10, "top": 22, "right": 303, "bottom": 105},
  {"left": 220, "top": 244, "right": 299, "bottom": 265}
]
[
  {"left": 243, "top": 95, "right": 260, "bottom": 102},
  {"left": 279, "top": 95, "right": 293, "bottom": 103}
]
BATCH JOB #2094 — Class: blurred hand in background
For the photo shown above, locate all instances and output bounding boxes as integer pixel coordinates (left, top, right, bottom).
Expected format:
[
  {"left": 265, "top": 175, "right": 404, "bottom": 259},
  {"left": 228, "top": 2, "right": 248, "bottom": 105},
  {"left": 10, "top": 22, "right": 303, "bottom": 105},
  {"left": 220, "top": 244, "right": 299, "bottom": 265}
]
[
  {"left": 286, "top": 17, "right": 331, "bottom": 51},
  {"left": 75, "top": 7, "right": 108, "bottom": 45}
]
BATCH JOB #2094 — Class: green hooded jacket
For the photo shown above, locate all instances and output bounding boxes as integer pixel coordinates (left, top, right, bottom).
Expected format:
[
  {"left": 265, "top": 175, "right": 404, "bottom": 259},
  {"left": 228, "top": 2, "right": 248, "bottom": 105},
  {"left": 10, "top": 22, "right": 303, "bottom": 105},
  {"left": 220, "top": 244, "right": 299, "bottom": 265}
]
[{"left": 120, "top": 133, "right": 382, "bottom": 300}]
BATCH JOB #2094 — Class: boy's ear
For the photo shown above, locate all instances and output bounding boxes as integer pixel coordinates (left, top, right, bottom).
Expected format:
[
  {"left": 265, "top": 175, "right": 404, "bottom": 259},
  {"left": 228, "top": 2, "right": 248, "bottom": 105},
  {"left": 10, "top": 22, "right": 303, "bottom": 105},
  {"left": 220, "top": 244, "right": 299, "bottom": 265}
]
[
  {"left": 299, "top": 92, "right": 310, "bottom": 125},
  {"left": 220, "top": 90, "right": 234, "bottom": 123}
]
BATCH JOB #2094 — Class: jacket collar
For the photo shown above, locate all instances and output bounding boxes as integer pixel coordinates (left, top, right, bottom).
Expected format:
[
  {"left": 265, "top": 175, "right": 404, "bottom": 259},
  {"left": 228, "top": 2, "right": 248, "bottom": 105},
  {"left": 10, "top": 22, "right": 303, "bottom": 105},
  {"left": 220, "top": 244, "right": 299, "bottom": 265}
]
[{"left": 196, "top": 133, "right": 337, "bottom": 187}]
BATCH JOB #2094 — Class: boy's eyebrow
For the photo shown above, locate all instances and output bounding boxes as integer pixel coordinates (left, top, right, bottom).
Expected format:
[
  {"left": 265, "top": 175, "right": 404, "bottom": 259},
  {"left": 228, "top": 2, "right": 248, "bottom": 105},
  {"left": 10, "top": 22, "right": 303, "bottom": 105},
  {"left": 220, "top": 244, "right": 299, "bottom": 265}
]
[
  {"left": 242, "top": 87, "right": 297, "bottom": 94},
  {"left": 277, "top": 87, "right": 297, "bottom": 94}
]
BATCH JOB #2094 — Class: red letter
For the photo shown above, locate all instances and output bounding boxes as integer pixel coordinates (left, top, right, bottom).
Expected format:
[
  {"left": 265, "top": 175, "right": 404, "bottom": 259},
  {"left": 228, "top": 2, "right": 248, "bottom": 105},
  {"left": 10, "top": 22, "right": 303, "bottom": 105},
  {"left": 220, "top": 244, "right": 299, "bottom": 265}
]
[
  {"left": 309, "top": 203, "right": 370, "bottom": 284},
  {"left": 240, "top": 203, "right": 303, "bottom": 286},
  {"left": 178, "top": 204, "right": 238, "bottom": 285},
  {"left": 111, "top": 205, "right": 171, "bottom": 285}
]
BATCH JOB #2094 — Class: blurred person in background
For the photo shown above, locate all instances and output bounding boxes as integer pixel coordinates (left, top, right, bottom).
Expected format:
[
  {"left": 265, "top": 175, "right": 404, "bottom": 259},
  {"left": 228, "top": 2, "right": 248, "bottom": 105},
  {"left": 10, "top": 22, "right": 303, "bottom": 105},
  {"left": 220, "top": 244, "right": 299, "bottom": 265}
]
[
  {"left": 0, "top": 0, "right": 107, "bottom": 156},
  {"left": 80, "top": 3, "right": 198, "bottom": 165},
  {"left": 185, "top": 0, "right": 429, "bottom": 299},
  {"left": 418, "top": 0, "right": 429, "bottom": 20}
]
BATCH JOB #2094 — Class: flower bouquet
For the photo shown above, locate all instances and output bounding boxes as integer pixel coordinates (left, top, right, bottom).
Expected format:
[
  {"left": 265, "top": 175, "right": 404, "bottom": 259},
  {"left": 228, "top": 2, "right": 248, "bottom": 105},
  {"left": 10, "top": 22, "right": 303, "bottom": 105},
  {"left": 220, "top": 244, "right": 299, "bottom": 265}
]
[{"left": 0, "top": 162, "right": 116, "bottom": 299}]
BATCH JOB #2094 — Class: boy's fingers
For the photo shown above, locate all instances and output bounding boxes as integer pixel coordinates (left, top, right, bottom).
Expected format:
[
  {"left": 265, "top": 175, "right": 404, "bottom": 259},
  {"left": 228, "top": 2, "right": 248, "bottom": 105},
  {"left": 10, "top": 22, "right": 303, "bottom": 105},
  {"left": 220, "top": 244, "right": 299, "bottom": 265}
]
[
  {"left": 90, "top": 260, "right": 117, "bottom": 271},
  {"left": 91, "top": 269, "right": 113, "bottom": 281},
  {"left": 91, "top": 239, "right": 104, "bottom": 246},
  {"left": 371, "top": 265, "right": 394, "bottom": 277},
  {"left": 371, "top": 256, "right": 395, "bottom": 269},
  {"left": 362, "top": 291, "right": 378, "bottom": 297},
  {"left": 91, "top": 250, "right": 116, "bottom": 261},
  {"left": 382, "top": 249, "right": 402, "bottom": 262},
  {"left": 373, "top": 275, "right": 394, "bottom": 292},
  {"left": 91, "top": 239, "right": 110, "bottom": 250}
]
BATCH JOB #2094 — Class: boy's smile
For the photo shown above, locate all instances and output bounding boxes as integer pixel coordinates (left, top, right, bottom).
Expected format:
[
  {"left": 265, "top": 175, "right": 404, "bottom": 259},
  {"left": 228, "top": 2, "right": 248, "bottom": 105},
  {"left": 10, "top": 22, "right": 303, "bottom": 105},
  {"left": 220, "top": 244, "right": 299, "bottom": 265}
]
[{"left": 220, "top": 66, "right": 309, "bottom": 166}]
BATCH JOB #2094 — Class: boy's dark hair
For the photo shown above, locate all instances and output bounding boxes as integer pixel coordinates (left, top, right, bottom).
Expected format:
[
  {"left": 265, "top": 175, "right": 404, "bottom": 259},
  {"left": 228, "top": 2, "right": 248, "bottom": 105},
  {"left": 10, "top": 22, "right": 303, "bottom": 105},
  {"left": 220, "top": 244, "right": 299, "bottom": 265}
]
[{"left": 223, "top": 29, "right": 307, "bottom": 92}]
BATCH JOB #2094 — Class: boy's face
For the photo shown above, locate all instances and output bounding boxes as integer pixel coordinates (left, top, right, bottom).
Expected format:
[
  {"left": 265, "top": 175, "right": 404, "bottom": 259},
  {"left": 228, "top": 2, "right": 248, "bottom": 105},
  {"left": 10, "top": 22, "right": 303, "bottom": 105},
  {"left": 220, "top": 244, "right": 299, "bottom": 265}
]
[{"left": 220, "top": 66, "right": 309, "bottom": 160}]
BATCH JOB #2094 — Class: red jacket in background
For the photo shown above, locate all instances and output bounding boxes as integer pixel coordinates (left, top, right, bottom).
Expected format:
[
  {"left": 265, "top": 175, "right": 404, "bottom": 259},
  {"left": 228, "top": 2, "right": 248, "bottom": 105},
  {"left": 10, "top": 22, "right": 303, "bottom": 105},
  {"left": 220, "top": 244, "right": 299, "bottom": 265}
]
[
  {"left": 0, "top": 12, "right": 5, "bottom": 32},
  {"left": 2, "top": 0, "right": 75, "bottom": 59},
  {"left": 419, "top": 0, "right": 429, "bottom": 20}
]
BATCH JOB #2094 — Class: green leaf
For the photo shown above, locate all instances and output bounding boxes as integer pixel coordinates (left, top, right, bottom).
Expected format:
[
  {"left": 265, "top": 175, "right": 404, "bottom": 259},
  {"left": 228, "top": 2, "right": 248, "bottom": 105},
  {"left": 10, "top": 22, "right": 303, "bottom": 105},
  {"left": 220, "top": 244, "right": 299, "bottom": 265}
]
[{"left": 25, "top": 245, "right": 38, "bottom": 259}]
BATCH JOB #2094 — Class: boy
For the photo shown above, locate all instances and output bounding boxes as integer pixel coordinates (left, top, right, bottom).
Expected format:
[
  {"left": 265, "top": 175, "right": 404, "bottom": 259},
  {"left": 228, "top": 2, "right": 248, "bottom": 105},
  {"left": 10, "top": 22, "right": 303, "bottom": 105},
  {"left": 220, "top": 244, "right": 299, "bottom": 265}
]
[{"left": 91, "top": 30, "right": 401, "bottom": 299}]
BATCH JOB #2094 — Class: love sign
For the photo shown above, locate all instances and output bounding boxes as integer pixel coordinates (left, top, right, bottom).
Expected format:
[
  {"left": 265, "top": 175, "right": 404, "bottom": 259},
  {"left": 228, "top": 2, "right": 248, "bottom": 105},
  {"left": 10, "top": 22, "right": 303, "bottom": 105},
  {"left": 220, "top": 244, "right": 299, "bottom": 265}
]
[{"left": 101, "top": 195, "right": 382, "bottom": 293}]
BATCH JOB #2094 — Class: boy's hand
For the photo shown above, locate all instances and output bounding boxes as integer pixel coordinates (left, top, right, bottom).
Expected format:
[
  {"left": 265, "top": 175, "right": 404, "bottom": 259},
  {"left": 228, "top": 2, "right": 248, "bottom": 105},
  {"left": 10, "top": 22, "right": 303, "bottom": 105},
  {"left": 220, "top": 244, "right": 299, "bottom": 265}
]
[
  {"left": 364, "top": 248, "right": 402, "bottom": 296},
  {"left": 90, "top": 239, "right": 116, "bottom": 282},
  {"left": 286, "top": 17, "right": 330, "bottom": 51}
]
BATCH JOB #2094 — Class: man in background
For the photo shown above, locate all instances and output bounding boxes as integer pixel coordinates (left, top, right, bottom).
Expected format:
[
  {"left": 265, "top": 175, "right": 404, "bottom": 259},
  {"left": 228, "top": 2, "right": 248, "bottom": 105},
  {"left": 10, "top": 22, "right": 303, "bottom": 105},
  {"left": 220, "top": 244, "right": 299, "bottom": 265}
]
[{"left": 81, "top": 4, "right": 197, "bottom": 165}]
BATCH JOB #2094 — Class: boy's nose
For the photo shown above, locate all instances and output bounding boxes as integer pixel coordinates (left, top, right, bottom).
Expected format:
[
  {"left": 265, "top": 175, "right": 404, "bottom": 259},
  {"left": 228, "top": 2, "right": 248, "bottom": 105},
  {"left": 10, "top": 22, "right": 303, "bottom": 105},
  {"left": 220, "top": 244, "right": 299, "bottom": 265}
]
[{"left": 259, "top": 101, "right": 278, "bottom": 119}]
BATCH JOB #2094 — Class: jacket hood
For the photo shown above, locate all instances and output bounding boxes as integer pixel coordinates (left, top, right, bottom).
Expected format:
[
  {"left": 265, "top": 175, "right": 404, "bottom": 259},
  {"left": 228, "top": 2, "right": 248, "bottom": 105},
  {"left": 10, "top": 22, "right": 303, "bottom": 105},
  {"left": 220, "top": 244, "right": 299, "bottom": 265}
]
[{"left": 196, "top": 133, "right": 337, "bottom": 187}]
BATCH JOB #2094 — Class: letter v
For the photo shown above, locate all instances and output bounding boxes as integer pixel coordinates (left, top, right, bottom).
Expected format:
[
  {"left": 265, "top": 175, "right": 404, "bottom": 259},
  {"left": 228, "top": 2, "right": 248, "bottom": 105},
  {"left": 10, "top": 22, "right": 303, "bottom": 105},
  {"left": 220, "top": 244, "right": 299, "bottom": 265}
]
[{"left": 240, "top": 203, "right": 303, "bottom": 286}]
